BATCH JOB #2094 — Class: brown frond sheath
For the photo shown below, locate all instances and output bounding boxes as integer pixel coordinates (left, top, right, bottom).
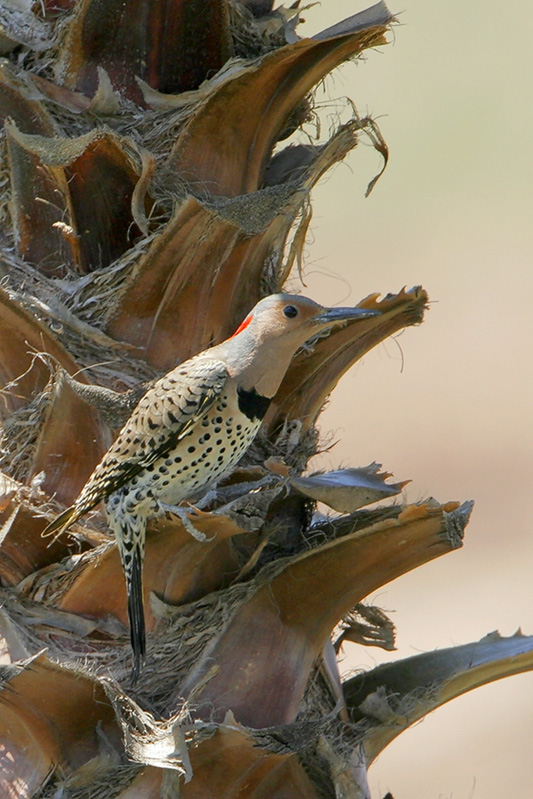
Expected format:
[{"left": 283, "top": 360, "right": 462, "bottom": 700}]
[
  {"left": 56, "top": 512, "right": 246, "bottom": 631},
  {"left": 54, "top": 0, "right": 231, "bottom": 104},
  {"left": 6, "top": 123, "right": 149, "bottom": 275},
  {"left": 29, "top": 371, "right": 113, "bottom": 504},
  {"left": 6, "top": 124, "right": 81, "bottom": 276},
  {"left": 106, "top": 197, "right": 248, "bottom": 365},
  {"left": 106, "top": 193, "right": 299, "bottom": 367},
  {"left": 0, "top": 286, "right": 86, "bottom": 415},
  {"left": 162, "top": 728, "right": 321, "bottom": 798},
  {"left": 177, "top": 501, "right": 470, "bottom": 726},
  {"left": 0, "top": 654, "right": 121, "bottom": 797},
  {"left": 0, "top": 62, "right": 57, "bottom": 136},
  {"left": 0, "top": 474, "right": 93, "bottom": 586}
]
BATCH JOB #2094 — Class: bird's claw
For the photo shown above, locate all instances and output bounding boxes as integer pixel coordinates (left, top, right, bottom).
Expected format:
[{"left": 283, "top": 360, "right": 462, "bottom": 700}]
[{"left": 158, "top": 502, "right": 213, "bottom": 542}]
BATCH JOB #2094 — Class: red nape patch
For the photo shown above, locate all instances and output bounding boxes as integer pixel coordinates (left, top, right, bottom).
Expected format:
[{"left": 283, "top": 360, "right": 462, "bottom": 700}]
[{"left": 230, "top": 314, "right": 252, "bottom": 338}]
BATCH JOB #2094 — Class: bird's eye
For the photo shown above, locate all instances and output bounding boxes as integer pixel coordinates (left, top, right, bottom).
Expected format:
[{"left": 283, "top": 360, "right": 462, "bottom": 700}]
[{"left": 283, "top": 305, "right": 298, "bottom": 319}]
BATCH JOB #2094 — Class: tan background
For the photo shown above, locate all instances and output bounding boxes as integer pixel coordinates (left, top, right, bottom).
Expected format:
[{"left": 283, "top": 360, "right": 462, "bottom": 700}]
[{"left": 297, "top": 2, "right": 533, "bottom": 797}]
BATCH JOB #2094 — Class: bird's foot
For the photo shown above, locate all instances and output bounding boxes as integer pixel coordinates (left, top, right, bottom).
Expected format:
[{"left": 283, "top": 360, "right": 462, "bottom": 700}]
[
  {"left": 194, "top": 486, "right": 219, "bottom": 510},
  {"left": 158, "top": 502, "right": 212, "bottom": 542}
]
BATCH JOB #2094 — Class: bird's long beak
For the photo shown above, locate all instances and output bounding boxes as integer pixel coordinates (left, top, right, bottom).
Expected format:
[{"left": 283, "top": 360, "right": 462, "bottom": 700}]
[{"left": 314, "top": 305, "right": 380, "bottom": 326}]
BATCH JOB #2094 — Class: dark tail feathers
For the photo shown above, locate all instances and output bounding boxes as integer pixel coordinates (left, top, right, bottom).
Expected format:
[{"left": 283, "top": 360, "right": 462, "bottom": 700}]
[{"left": 127, "top": 547, "right": 146, "bottom": 683}]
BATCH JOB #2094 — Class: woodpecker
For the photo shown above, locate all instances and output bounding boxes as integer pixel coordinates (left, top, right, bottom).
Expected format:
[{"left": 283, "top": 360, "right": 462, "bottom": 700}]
[{"left": 43, "top": 294, "right": 379, "bottom": 680}]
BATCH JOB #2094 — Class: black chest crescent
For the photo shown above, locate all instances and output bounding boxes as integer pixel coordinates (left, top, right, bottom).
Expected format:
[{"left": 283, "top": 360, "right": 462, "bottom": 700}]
[{"left": 237, "top": 387, "right": 271, "bottom": 422}]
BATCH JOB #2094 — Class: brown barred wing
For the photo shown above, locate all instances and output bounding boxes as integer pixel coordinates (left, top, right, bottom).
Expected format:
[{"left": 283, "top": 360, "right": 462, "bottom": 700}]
[{"left": 43, "top": 358, "right": 229, "bottom": 534}]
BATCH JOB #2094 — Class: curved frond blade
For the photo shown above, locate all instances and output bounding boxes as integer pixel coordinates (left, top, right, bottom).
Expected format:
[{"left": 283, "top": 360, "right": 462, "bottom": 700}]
[
  {"left": 343, "top": 630, "right": 533, "bottom": 762},
  {"left": 167, "top": 4, "right": 393, "bottom": 196}
]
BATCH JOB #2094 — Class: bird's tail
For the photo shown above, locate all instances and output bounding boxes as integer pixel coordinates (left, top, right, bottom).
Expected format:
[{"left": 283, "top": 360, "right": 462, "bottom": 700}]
[{"left": 126, "top": 545, "right": 146, "bottom": 683}]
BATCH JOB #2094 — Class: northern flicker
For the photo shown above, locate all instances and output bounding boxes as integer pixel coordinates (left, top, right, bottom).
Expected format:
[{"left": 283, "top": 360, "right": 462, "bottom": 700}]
[{"left": 43, "top": 294, "right": 379, "bottom": 679}]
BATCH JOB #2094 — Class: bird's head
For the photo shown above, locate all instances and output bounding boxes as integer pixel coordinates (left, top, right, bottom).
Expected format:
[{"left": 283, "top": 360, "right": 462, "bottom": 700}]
[
  {"left": 222, "top": 293, "right": 380, "bottom": 396},
  {"left": 229, "top": 293, "right": 380, "bottom": 347}
]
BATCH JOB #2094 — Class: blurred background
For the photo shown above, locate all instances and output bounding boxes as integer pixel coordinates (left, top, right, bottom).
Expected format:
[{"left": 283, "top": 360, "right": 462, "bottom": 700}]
[{"left": 296, "top": 2, "right": 533, "bottom": 797}]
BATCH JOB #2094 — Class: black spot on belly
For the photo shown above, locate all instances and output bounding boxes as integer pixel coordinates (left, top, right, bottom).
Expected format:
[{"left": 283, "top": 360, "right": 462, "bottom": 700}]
[{"left": 237, "top": 387, "right": 271, "bottom": 422}]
